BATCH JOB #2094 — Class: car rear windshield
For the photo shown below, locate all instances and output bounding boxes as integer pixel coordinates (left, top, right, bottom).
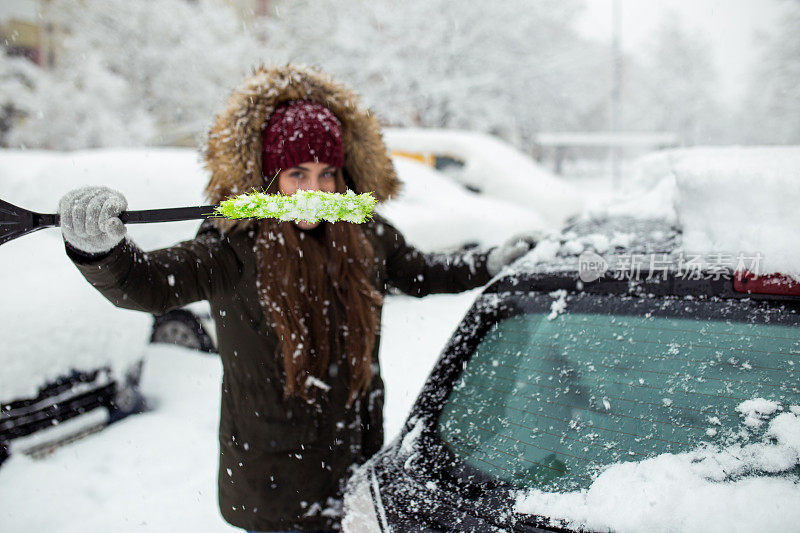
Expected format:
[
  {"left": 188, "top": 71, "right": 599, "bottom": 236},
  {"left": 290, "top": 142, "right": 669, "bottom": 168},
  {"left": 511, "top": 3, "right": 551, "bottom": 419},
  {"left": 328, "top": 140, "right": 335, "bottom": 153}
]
[{"left": 437, "top": 291, "right": 800, "bottom": 492}]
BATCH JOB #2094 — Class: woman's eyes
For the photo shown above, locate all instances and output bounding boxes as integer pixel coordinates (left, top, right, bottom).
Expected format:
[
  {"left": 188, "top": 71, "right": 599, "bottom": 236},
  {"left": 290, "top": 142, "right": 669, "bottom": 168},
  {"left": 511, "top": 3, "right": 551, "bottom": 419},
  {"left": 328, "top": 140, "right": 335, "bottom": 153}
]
[{"left": 289, "top": 170, "right": 336, "bottom": 179}]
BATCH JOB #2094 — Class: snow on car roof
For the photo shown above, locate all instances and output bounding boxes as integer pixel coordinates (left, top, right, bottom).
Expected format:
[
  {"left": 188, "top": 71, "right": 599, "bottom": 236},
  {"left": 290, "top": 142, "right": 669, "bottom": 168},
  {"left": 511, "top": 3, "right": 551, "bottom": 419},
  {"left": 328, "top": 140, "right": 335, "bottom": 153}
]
[
  {"left": 510, "top": 146, "right": 800, "bottom": 278},
  {"left": 669, "top": 146, "right": 800, "bottom": 278},
  {"left": 507, "top": 216, "right": 679, "bottom": 276}
]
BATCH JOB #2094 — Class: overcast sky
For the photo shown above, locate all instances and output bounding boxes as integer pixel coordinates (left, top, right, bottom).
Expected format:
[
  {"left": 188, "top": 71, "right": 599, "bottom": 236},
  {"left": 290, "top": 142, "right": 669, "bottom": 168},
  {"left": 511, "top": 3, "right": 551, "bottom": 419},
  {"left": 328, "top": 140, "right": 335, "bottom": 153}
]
[{"left": 574, "top": 0, "right": 783, "bottom": 106}]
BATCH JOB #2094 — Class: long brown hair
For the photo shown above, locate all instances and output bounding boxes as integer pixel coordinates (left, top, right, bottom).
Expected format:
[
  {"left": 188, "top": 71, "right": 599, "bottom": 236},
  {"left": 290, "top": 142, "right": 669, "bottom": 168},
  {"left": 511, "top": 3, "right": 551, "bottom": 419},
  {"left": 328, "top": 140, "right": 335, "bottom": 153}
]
[{"left": 254, "top": 171, "right": 383, "bottom": 405}]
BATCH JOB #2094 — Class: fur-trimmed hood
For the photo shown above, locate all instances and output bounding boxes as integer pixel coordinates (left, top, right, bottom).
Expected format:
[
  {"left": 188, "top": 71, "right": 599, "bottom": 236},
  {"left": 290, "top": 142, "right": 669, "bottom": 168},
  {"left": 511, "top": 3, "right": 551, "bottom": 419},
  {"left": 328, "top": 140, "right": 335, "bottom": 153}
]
[{"left": 203, "top": 64, "right": 401, "bottom": 233}]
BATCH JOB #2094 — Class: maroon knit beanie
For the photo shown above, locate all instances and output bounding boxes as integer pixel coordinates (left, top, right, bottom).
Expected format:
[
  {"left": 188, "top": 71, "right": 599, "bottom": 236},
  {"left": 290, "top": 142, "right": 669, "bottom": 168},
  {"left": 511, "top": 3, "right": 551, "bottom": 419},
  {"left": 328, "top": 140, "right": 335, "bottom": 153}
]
[{"left": 261, "top": 100, "right": 345, "bottom": 180}]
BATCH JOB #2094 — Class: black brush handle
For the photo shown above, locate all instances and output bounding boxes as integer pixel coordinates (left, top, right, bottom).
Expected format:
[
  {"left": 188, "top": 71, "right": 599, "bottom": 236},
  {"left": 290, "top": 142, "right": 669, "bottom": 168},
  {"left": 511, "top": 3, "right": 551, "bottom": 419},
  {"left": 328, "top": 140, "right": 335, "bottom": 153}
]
[
  {"left": 117, "top": 204, "right": 220, "bottom": 224},
  {"left": 48, "top": 204, "right": 221, "bottom": 226}
]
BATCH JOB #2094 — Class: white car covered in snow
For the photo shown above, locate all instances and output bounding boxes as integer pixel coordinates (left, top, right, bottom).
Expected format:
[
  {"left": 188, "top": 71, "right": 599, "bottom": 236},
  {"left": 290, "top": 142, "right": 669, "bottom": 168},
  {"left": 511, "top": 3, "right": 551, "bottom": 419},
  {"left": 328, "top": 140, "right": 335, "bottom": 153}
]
[
  {"left": 383, "top": 127, "right": 583, "bottom": 241},
  {"left": 0, "top": 148, "right": 211, "bottom": 462}
]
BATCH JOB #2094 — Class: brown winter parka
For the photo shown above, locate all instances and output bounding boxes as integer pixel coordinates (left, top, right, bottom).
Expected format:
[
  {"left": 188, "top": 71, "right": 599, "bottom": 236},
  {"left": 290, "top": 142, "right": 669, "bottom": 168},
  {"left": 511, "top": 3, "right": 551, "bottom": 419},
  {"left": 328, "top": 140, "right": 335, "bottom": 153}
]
[{"left": 63, "top": 65, "right": 494, "bottom": 531}]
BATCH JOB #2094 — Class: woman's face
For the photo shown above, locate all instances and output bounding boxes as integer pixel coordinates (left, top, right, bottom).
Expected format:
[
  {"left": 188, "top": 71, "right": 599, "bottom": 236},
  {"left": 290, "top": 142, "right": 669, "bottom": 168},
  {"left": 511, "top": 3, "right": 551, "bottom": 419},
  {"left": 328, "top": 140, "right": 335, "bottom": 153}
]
[{"left": 277, "top": 161, "right": 339, "bottom": 230}]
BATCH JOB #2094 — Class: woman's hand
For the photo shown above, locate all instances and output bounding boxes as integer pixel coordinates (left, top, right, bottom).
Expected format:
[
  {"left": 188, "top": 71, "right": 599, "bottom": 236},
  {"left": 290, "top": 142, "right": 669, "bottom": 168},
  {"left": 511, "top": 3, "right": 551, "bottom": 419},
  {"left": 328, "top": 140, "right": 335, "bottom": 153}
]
[
  {"left": 58, "top": 185, "right": 128, "bottom": 254},
  {"left": 487, "top": 233, "right": 537, "bottom": 276}
]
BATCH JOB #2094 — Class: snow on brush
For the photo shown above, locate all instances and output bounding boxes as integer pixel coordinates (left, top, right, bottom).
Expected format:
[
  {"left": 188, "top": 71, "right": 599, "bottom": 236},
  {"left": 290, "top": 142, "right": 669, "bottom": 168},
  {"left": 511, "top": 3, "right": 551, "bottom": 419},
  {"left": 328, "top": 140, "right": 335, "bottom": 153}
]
[{"left": 515, "top": 400, "right": 800, "bottom": 533}]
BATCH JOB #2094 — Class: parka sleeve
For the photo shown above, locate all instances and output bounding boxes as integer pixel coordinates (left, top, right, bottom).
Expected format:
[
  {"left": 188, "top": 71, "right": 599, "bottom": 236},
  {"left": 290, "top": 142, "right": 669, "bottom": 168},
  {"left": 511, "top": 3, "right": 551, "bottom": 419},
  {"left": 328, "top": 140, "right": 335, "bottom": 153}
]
[
  {"left": 376, "top": 216, "right": 494, "bottom": 297},
  {"left": 63, "top": 219, "right": 242, "bottom": 315}
]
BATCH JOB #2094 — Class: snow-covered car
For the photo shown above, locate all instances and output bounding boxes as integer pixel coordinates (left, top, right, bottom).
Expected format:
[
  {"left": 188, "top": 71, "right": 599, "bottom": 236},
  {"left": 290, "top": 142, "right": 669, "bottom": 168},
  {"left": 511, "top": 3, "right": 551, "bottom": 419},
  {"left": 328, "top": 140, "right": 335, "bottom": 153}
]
[
  {"left": 383, "top": 127, "right": 583, "bottom": 235},
  {"left": 0, "top": 149, "right": 210, "bottom": 463},
  {"left": 342, "top": 216, "right": 800, "bottom": 532},
  {"left": 343, "top": 145, "right": 800, "bottom": 531},
  {"left": 0, "top": 228, "right": 151, "bottom": 462}
]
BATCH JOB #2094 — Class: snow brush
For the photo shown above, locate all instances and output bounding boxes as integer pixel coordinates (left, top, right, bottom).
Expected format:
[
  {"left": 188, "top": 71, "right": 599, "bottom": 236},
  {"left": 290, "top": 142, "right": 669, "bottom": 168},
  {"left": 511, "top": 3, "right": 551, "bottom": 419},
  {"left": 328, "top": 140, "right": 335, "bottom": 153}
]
[{"left": 0, "top": 190, "right": 377, "bottom": 247}]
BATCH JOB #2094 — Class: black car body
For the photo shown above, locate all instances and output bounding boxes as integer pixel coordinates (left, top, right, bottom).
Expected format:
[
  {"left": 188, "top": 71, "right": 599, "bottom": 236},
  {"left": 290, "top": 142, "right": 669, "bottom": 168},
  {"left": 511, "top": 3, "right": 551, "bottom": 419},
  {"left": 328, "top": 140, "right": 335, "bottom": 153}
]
[{"left": 343, "top": 217, "right": 800, "bottom": 532}]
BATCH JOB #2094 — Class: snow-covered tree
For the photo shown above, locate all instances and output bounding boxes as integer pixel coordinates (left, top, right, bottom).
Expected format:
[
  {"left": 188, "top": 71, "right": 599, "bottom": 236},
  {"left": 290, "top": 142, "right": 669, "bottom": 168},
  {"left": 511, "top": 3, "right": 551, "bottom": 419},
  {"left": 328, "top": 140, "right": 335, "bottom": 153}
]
[
  {"left": 7, "top": 53, "right": 155, "bottom": 150},
  {"left": 254, "top": 0, "right": 608, "bottom": 151},
  {"left": 4, "top": 0, "right": 261, "bottom": 149},
  {"left": 0, "top": 0, "right": 742, "bottom": 151},
  {"left": 623, "top": 13, "right": 722, "bottom": 145},
  {"left": 0, "top": 52, "right": 41, "bottom": 146},
  {"left": 739, "top": 0, "right": 800, "bottom": 144}
]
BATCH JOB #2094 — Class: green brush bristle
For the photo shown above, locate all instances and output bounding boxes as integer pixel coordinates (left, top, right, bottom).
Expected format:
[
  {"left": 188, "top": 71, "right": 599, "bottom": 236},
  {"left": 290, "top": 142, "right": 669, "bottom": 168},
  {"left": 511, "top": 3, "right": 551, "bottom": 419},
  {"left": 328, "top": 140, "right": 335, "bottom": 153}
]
[{"left": 213, "top": 190, "right": 377, "bottom": 223}]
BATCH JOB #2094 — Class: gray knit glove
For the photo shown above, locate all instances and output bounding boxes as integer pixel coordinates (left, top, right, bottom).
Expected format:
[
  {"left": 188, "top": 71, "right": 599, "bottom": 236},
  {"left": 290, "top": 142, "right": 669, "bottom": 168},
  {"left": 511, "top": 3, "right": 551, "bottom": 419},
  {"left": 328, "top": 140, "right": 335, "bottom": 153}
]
[
  {"left": 58, "top": 185, "right": 128, "bottom": 254},
  {"left": 487, "top": 234, "right": 537, "bottom": 276}
]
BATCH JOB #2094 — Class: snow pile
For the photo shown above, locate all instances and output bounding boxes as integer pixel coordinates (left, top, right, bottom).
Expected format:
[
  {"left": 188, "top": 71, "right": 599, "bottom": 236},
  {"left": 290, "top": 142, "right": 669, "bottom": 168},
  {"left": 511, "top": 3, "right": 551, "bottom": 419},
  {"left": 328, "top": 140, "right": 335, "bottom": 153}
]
[
  {"left": 736, "top": 398, "right": 781, "bottom": 428},
  {"left": 383, "top": 128, "right": 584, "bottom": 229},
  {"left": 672, "top": 147, "right": 800, "bottom": 277},
  {"left": 587, "top": 172, "right": 679, "bottom": 223},
  {"left": 515, "top": 401, "right": 800, "bottom": 533},
  {"left": 547, "top": 290, "right": 568, "bottom": 321},
  {"left": 512, "top": 239, "right": 562, "bottom": 272},
  {"left": 596, "top": 146, "right": 800, "bottom": 277}
]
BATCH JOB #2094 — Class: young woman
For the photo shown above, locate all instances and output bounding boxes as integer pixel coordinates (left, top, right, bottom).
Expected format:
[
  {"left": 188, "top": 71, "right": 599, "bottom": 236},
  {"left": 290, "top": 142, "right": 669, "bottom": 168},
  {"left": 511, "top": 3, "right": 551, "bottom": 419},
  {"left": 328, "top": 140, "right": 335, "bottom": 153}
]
[{"left": 58, "top": 65, "right": 531, "bottom": 532}]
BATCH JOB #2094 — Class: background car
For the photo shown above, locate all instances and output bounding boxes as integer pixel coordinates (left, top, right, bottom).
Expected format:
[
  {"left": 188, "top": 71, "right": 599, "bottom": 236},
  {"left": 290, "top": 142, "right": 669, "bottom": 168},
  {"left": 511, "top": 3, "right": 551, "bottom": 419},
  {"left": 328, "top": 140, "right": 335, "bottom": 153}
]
[
  {"left": 0, "top": 148, "right": 209, "bottom": 463},
  {"left": 342, "top": 215, "right": 800, "bottom": 531},
  {"left": 383, "top": 127, "right": 583, "bottom": 231},
  {"left": 0, "top": 227, "right": 150, "bottom": 462}
]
